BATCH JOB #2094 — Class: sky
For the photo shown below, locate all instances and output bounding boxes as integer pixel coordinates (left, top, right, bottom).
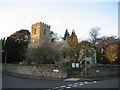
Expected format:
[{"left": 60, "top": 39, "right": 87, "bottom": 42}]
[{"left": 0, "top": 0, "right": 119, "bottom": 41}]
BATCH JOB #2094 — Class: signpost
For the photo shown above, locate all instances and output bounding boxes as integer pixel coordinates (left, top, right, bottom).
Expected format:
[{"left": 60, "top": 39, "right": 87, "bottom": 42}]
[
  {"left": 76, "top": 63, "right": 79, "bottom": 68},
  {"left": 72, "top": 63, "right": 75, "bottom": 68},
  {"left": 53, "top": 70, "right": 59, "bottom": 72}
]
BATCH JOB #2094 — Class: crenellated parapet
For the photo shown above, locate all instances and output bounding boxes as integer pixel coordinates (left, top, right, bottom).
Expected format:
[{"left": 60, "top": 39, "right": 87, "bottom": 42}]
[{"left": 32, "top": 22, "right": 50, "bottom": 29}]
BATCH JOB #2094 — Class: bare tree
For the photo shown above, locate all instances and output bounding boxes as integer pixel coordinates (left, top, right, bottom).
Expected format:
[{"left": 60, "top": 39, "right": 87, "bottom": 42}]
[
  {"left": 89, "top": 27, "right": 100, "bottom": 44},
  {"left": 50, "top": 31, "right": 61, "bottom": 42}
]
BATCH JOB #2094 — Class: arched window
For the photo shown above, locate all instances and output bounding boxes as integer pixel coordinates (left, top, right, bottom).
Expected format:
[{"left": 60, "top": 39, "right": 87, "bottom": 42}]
[
  {"left": 44, "top": 29, "right": 46, "bottom": 35},
  {"left": 33, "top": 28, "right": 36, "bottom": 35}
]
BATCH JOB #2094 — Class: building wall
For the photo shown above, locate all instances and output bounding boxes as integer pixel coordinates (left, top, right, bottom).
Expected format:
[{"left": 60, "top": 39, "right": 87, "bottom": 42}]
[
  {"left": 30, "top": 22, "right": 51, "bottom": 47},
  {"left": 40, "top": 23, "right": 51, "bottom": 45}
]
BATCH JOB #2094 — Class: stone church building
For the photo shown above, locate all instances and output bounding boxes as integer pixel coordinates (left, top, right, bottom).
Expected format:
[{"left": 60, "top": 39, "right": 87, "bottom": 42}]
[
  {"left": 29, "top": 22, "right": 69, "bottom": 49},
  {"left": 29, "top": 22, "right": 70, "bottom": 63}
]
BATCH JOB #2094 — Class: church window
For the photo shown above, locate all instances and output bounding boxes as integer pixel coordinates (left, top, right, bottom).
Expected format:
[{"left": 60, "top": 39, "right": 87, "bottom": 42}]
[
  {"left": 33, "top": 28, "right": 37, "bottom": 35},
  {"left": 44, "top": 29, "right": 46, "bottom": 35}
]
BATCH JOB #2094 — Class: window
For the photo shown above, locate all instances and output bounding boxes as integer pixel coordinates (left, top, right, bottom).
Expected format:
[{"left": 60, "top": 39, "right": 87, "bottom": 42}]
[
  {"left": 44, "top": 29, "right": 46, "bottom": 35},
  {"left": 33, "top": 28, "right": 36, "bottom": 35}
]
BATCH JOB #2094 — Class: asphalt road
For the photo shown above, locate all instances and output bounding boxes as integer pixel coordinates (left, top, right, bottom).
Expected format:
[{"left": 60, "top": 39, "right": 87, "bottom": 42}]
[
  {"left": 75, "top": 78, "right": 119, "bottom": 88},
  {"left": 2, "top": 73, "right": 73, "bottom": 88},
  {"left": 2, "top": 73, "right": 119, "bottom": 89}
]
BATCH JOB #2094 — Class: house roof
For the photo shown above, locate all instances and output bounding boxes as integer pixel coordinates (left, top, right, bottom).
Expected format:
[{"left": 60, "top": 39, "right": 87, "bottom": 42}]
[{"left": 44, "top": 40, "right": 66, "bottom": 48}]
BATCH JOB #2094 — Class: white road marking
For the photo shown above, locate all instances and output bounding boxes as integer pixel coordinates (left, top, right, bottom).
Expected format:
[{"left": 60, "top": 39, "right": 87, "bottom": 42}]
[
  {"left": 52, "top": 87, "right": 59, "bottom": 89},
  {"left": 93, "top": 81, "right": 97, "bottom": 83},
  {"left": 60, "top": 85, "right": 66, "bottom": 88},
  {"left": 74, "top": 83, "right": 79, "bottom": 85},
  {"left": 67, "top": 84, "right": 73, "bottom": 86},
  {"left": 73, "top": 84, "right": 78, "bottom": 87},
  {"left": 79, "top": 83, "right": 84, "bottom": 86},
  {"left": 65, "top": 86, "right": 72, "bottom": 88},
  {"left": 84, "top": 81, "right": 88, "bottom": 84},
  {"left": 51, "top": 80, "right": 97, "bottom": 90}
]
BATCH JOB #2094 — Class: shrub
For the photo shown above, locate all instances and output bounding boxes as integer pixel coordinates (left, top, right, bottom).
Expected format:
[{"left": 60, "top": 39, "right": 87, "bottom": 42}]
[
  {"left": 26, "top": 46, "right": 60, "bottom": 64},
  {"left": 64, "top": 66, "right": 84, "bottom": 72}
]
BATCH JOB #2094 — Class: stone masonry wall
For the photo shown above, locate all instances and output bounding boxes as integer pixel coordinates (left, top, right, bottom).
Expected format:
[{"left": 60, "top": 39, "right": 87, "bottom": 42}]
[
  {"left": 2, "top": 64, "right": 67, "bottom": 79},
  {"left": 81, "top": 65, "right": 120, "bottom": 78}
]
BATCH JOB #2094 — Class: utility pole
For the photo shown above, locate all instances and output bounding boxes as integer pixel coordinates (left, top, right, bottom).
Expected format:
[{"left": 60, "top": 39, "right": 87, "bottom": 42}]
[
  {"left": 94, "top": 49, "right": 97, "bottom": 64},
  {"left": 5, "top": 51, "right": 7, "bottom": 64},
  {"left": 2, "top": 50, "right": 7, "bottom": 64},
  {"left": 85, "top": 56, "right": 87, "bottom": 78}
]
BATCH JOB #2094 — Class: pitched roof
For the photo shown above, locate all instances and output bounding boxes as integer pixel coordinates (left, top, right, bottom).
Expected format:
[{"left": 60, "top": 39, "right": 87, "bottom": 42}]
[{"left": 44, "top": 40, "right": 65, "bottom": 48}]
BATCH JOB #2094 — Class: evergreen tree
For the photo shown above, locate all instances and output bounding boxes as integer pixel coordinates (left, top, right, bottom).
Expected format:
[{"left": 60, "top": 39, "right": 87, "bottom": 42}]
[
  {"left": 63, "top": 29, "right": 70, "bottom": 40},
  {"left": 2, "top": 29, "right": 30, "bottom": 63},
  {"left": 3, "top": 37, "right": 28, "bottom": 63},
  {"left": 67, "top": 30, "right": 79, "bottom": 62},
  {"left": 68, "top": 30, "right": 78, "bottom": 47}
]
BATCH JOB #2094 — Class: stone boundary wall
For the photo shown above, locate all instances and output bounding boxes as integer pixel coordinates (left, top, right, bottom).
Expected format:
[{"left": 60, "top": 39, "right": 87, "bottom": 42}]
[
  {"left": 2, "top": 64, "right": 67, "bottom": 79},
  {"left": 80, "top": 65, "right": 120, "bottom": 78}
]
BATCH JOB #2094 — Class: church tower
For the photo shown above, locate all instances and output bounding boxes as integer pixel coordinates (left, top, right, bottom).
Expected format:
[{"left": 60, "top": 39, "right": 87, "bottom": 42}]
[{"left": 30, "top": 22, "right": 51, "bottom": 47}]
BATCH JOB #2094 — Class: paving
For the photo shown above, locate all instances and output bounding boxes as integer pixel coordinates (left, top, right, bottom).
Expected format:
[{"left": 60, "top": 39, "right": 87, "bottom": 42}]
[{"left": 64, "top": 78, "right": 80, "bottom": 81}]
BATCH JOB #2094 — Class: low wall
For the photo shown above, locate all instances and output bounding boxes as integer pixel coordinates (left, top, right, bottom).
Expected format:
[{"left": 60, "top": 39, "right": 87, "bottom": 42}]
[
  {"left": 2, "top": 64, "right": 67, "bottom": 79},
  {"left": 80, "top": 65, "right": 120, "bottom": 78}
]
